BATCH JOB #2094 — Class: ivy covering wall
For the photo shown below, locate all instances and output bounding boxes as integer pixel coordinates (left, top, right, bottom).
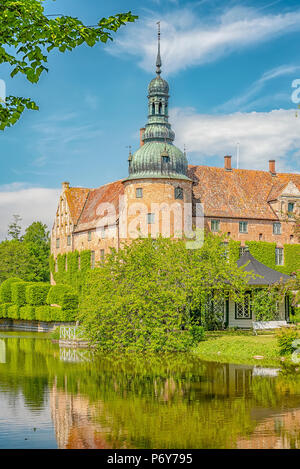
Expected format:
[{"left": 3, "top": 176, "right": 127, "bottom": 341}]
[
  {"left": 50, "top": 243, "right": 299, "bottom": 296},
  {"left": 50, "top": 250, "right": 92, "bottom": 293}
]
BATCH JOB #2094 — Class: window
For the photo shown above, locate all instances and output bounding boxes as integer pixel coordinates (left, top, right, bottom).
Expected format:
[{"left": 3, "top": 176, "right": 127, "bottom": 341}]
[
  {"left": 235, "top": 292, "right": 252, "bottom": 319},
  {"left": 273, "top": 222, "right": 281, "bottom": 235},
  {"left": 100, "top": 249, "right": 105, "bottom": 261},
  {"left": 162, "top": 155, "right": 170, "bottom": 163},
  {"left": 56, "top": 238, "right": 60, "bottom": 248},
  {"left": 288, "top": 202, "right": 295, "bottom": 217},
  {"left": 147, "top": 213, "right": 155, "bottom": 224},
  {"left": 174, "top": 187, "right": 183, "bottom": 200},
  {"left": 91, "top": 251, "right": 95, "bottom": 269},
  {"left": 67, "top": 235, "right": 71, "bottom": 246},
  {"left": 88, "top": 231, "right": 92, "bottom": 242},
  {"left": 100, "top": 226, "right": 108, "bottom": 239},
  {"left": 136, "top": 188, "right": 143, "bottom": 198},
  {"left": 275, "top": 247, "right": 284, "bottom": 266},
  {"left": 239, "top": 221, "right": 248, "bottom": 233},
  {"left": 211, "top": 220, "right": 220, "bottom": 232},
  {"left": 259, "top": 233, "right": 263, "bottom": 241}
]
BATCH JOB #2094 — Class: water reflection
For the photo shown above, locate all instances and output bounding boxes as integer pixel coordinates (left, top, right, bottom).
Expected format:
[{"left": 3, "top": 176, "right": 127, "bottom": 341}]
[{"left": 0, "top": 333, "right": 300, "bottom": 449}]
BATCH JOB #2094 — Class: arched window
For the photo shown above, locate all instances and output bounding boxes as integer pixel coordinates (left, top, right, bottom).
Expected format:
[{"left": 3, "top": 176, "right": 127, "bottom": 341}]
[
  {"left": 158, "top": 102, "right": 162, "bottom": 114},
  {"left": 152, "top": 103, "right": 155, "bottom": 115},
  {"left": 175, "top": 187, "right": 183, "bottom": 200}
]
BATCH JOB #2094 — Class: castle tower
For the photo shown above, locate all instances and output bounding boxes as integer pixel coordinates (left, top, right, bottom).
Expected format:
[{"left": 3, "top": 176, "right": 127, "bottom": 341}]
[{"left": 122, "top": 23, "right": 193, "bottom": 240}]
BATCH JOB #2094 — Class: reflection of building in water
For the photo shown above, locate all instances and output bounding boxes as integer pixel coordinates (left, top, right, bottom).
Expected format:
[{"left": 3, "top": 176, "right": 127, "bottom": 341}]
[
  {"left": 237, "top": 408, "right": 300, "bottom": 449},
  {"left": 50, "top": 379, "right": 127, "bottom": 449},
  {"left": 59, "top": 348, "right": 92, "bottom": 363},
  {"left": 0, "top": 340, "right": 5, "bottom": 363}
]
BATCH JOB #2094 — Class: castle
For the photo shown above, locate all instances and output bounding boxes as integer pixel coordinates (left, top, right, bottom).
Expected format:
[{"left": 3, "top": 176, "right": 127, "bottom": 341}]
[{"left": 51, "top": 31, "right": 300, "bottom": 275}]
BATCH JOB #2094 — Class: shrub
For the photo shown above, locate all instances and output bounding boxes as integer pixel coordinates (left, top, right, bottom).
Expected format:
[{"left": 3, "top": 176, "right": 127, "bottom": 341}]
[
  {"left": 190, "top": 325, "right": 205, "bottom": 344},
  {"left": 0, "top": 303, "right": 11, "bottom": 318},
  {"left": 252, "top": 288, "right": 280, "bottom": 321},
  {"left": 290, "top": 307, "right": 300, "bottom": 325},
  {"left": 50, "top": 306, "right": 62, "bottom": 322},
  {"left": 35, "top": 305, "right": 51, "bottom": 322},
  {"left": 11, "top": 281, "right": 32, "bottom": 307},
  {"left": 46, "top": 284, "right": 74, "bottom": 306},
  {"left": 60, "top": 308, "right": 77, "bottom": 322},
  {"left": 26, "top": 283, "right": 51, "bottom": 306},
  {"left": 0, "top": 277, "right": 23, "bottom": 303},
  {"left": 19, "top": 305, "right": 36, "bottom": 321},
  {"left": 276, "top": 327, "right": 299, "bottom": 356},
  {"left": 7, "top": 304, "right": 20, "bottom": 320},
  {"left": 61, "top": 292, "right": 78, "bottom": 311}
]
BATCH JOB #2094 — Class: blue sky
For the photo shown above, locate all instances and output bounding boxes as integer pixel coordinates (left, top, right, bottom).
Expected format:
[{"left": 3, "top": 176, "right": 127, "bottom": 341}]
[{"left": 1, "top": 0, "right": 300, "bottom": 237}]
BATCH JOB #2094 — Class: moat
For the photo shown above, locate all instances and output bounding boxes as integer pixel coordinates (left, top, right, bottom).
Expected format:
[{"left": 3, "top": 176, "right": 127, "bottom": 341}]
[{"left": 0, "top": 331, "right": 300, "bottom": 449}]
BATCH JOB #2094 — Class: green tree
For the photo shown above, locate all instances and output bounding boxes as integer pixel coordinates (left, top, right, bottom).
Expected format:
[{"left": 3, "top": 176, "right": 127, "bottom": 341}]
[
  {"left": 23, "top": 221, "right": 50, "bottom": 281},
  {"left": 78, "top": 234, "right": 251, "bottom": 352},
  {"left": 7, "top": 214, "right": 22, "bottom": 240},
  {"left": 0, "top": 0, "right": 137, "bottom": 129},
  {"left": 0, "top": 219, "right": 50, "bottom": 283},
  {"left": 0, "top": 239, "right": 30, "bottom": 282}
]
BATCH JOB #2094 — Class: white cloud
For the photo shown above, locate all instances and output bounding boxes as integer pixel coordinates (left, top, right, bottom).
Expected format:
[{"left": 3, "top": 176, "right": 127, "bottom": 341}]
[
  {"left": 217, "top": 64, "right": 300, "bottom": 112},
  {"left": 109, "top": 6, "right": 300, "bottom": 75},
  {"left": 170, "top": 107, "right": 300, "bottom": 172},
  {"left": 0, "top": 185, "right": 60, "bottom": 240}
]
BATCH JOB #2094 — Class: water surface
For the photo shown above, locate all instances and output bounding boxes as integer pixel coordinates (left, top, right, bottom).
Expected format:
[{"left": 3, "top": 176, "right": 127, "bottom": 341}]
[{"left": 0, "top": 331, "right": 300, "bottom": 449}]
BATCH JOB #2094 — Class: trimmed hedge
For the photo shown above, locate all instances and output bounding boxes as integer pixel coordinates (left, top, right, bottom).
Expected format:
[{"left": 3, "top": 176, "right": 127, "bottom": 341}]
[
  {"left": 7, "top": 304, "right": 20, "bottom": 320},
  {"left": 0, "top": 303, "right": 11, "bottom": 318},
  {"left": 0, "top": 277, "right": 23, "bottom": 303},
  {"left": 26, "top": 283, "right": 51, "bottom": 306},
  {"left": 19, "top": 305, "right": 36, "bottom": 321},
  {"left": 35, "top": 305, "right": 51, "bottom": 321},
  {"left": 46, "top": 284, "right": 74, "bottom": 306},
  {"left": 11, "top": 282, "right": 32, "bottom": 307}
]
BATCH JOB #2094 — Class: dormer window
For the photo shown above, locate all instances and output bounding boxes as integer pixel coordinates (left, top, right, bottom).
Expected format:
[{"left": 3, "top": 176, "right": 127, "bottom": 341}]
[{"left": 162, "top": 155, "right": 170, "bottom": 164}]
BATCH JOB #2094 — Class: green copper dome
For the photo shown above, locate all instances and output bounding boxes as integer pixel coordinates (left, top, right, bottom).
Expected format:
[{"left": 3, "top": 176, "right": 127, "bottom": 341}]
[
  {"left": 148, "top": 76, "right": 169, "bottom": 95},
  {"left": 126, "top": 26, "right": 190, "bottom": 182},
  {"left": 128, "top": 141, "right": 190, "bottom": 180}
]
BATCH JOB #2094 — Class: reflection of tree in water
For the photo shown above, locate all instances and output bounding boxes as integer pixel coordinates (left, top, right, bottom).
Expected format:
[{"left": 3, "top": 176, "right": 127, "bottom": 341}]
[{"left": 1, "top": 337, "right": 300, "bottom": 448}]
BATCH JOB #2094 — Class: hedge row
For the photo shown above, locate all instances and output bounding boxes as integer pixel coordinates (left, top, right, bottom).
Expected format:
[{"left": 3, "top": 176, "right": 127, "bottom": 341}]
[
  {"left": 0, "top": 278, "right": 78, "bottom": 322},
  {"left": 0, "top": 303, "right": 76, "bottom": 322}
]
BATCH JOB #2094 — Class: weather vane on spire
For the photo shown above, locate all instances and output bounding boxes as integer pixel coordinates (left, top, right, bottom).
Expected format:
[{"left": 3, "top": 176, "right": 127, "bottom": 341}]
[{"left": 156, "top": 21, "right": 162, "bottom": 76}]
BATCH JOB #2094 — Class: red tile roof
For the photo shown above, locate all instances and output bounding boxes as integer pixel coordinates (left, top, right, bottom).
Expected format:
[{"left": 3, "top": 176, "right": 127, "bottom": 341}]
[
  {"left": 65, "top": 188, "right": 90, "bottom": 224},
  {"left": 74, "top": 180, "right": 124, "bottom": 232},
  {"left": 188, "top": 165, "right": 300, "bottom": 220}
]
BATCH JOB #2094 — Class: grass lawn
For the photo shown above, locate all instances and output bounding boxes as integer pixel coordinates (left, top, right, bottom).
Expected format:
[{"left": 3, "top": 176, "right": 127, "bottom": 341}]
[{"left": 194, "top": 331, "right": 284, "bottom": 367}]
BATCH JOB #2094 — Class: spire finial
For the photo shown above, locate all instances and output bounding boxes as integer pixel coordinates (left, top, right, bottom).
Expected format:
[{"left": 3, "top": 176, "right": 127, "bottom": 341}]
[{"left": 156, "top": 21, "right": 161, "bottom": 76}]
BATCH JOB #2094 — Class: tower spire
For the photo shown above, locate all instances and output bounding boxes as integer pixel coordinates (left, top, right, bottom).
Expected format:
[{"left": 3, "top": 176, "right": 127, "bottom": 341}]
[{"left": 156, "top": 21, "right": 162, "bottom": 76}]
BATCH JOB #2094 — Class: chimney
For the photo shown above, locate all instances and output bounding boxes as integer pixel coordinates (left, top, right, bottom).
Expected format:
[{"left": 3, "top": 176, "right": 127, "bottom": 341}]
[
  {"left": 140, "top": 128, "right": 145, "bottom": 147},
  {"left": 269, "top": 160, "right": 276, "bottom": 175},
  {"left": 224, "top": 155, "right": 232, "bottom": 171},
  {"left": 62, "top": 181, "right": 70, "bottom": 191}
]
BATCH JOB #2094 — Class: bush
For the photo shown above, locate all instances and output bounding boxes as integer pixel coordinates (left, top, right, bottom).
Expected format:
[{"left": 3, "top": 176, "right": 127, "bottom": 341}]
[
  {"left": 35, "top": 305, "right": 51, "bottom": 321},
  {"left": 61, "top": 292, "right": 78, "bottom": 311},
  {"left": 60, "top": 308, "right": 77, "bottom": 322},
  {"left": 50, "top": 306, "right": 62, "bottom": 322},
  {"left": 46, "top": 284, "right": 74, "bottom": 306},
  {"left": 276, "top": 327, "right": 299, "bottom": 356},
  {"left": 26, "top": 283, "right": 51, "bottom": 306},
  {"left": 7, "top": 304, "right": 20, "bottom": 320},
  {"left": 0, "top": 277, "right": 23, "bottom": 303},
  {"left": 0, "top": 303, "right": 11, "bottom": 318},
  {"left": 290, "top": 307, "right": 300, "bottom": 325},
  {"left": 11, "top": 281, "right": 32, "bottom": 307},
  {"left": 252, "top": 288, "right": 280, "bottom": 321},
  {"left": 19, "top": 305, "right": 36, "bottom": 321},
  {"left": 190, "top": 325, "right": 205, "bottom": 344}
]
